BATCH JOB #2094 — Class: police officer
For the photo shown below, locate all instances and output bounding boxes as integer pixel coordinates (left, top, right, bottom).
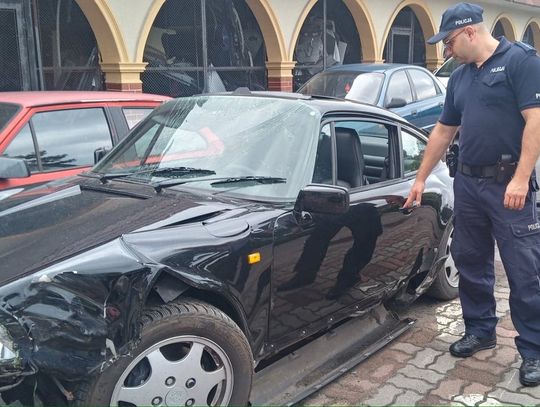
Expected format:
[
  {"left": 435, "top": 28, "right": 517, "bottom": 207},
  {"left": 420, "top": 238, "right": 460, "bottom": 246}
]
[{"left": 405, "top": 2, "right": 540, "bottom": 386}]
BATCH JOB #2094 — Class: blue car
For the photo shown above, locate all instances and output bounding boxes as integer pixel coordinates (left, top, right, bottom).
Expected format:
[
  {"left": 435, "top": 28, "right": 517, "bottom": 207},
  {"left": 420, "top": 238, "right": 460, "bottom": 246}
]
[{"left": 299, "top": 63, "right": 446, "bottom": 132}]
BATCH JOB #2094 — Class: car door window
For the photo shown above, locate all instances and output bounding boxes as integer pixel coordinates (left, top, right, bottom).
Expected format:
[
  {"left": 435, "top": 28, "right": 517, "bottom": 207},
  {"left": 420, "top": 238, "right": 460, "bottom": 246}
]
[
  {"left": 122, "top": 108, "right": 154, "bottom": 129},
  {"left": 401, "top": 128, "right": 426, "bottom": 174},
  {"left": 0, "top": 103, "right": 20, "bottom": 132},
  {"left": 2, "top": 123, "right": 39, "bottom": 172},
  {"left": 408, "top": 69, "right": 438, "bottom": 100},
  {"left": 333, "top": 121, "right": 393, "bottom": 186},
  {"left": 31, "top": 108, "right": 112, "bottom": 171},
  {"left": 385, "top": 70, "right": 413, "bottom": 106}
]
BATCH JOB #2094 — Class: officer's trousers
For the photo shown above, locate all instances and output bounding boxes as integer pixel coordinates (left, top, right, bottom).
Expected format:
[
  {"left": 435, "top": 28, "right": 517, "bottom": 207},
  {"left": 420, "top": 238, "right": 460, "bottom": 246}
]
[{"left": 451, "top": 171, "right": 540, "bottom": 358}]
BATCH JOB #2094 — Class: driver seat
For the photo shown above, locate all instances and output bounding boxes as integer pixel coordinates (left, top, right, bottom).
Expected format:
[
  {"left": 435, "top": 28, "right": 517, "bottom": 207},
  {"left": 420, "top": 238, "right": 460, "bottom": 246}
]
[{"left": 335, "top": 127, "right": 366, "bottom": 188}]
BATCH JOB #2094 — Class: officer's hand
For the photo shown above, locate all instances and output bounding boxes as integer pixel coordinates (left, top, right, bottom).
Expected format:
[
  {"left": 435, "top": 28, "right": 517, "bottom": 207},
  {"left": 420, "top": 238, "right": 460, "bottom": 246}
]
[
  {"left": 403, "top": 180, "right": 425, "bottom": 208},
  {"left": 504, "top": 178, "right": 529, "bottom": 210}
]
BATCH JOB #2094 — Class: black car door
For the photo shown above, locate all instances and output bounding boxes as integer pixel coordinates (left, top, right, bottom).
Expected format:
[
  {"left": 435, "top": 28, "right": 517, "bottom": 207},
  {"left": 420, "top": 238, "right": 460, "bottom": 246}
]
[{"left": 269, "top": 117, "right": 426, "bottom": 346}]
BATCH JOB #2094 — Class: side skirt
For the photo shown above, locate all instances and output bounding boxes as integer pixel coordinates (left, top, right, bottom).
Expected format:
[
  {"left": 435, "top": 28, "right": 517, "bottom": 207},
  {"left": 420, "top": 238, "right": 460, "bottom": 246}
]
[{"left": 250, "top": 305, "right": 414, "bottom": 406}]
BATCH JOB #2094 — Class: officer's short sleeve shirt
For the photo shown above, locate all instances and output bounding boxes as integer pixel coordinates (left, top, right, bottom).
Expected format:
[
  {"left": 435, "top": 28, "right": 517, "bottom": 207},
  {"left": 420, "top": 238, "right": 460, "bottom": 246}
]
[{"left": 439, "top": 37, "right": 540, "bottom": 166}]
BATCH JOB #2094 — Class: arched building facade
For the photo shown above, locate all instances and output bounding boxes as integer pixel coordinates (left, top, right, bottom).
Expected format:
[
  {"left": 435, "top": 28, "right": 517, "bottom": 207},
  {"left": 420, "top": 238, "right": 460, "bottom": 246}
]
[{"left": 1, "top": 0, "right": 540, "bottom": 94}]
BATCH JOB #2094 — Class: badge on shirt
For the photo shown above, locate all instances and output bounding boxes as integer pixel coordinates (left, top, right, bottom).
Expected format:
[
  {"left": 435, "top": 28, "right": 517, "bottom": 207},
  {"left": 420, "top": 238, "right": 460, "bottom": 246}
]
[{"left": 490, "top": 66, "right": 505, "bottom": 73}]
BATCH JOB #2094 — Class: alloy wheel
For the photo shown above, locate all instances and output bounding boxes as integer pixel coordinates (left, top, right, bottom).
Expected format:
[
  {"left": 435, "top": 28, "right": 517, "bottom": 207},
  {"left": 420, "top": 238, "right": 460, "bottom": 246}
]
[{"left": 111, "top": 335, "right": 234, "bottom": 406}]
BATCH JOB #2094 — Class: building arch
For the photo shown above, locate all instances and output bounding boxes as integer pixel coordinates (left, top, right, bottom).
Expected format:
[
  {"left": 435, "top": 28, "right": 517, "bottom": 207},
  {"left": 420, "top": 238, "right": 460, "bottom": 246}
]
[
  {"left": 140, "top": 1, "right": 274, "bottom": 95},
  {"left": 342, "top": 0, "right": 377, "bottom": 63},
  {"left": 245, "top": 0, "right": 286, "bottom": 62},
  {"left": 289, "top": 0, "right": 376, "bottom": 63},
  {"left": 135, "top": 0, "right": 166, "bottom": 63},
  {"left": 522, "top": 19, "right": 540, "bottom": 51},
  {"left": 74, "top": 0, "right": 128, "bottom": 62},
  {"left": 491, "top": 14, "right": 516, "bottom": 42},
  {"left": 136, "top": 0, "right": 285, "bottom": 63},
  {"left": 381, "top": 0, "right": 440, "bottom": 69},
  {"left": 75, "top": 0, "right": 142, "bottom": 90},
  {"left": 289, "top": 0, "right": 318, "bottom": 61}
]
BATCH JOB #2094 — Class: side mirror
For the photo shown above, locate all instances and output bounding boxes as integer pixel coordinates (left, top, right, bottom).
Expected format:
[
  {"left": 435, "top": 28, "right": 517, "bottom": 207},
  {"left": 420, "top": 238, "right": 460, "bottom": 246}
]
[
  {"left": 295, "top": 184, "right": 350, "bottom": 215},
  {"left": 0, "top": 156, "right": 30, "bottom": 179},
  {"left": 94, "top": 147, "right": 111, "bottom": 164},
  {"left": 385, "top": 97, "right": 407, "bottom": 109}
]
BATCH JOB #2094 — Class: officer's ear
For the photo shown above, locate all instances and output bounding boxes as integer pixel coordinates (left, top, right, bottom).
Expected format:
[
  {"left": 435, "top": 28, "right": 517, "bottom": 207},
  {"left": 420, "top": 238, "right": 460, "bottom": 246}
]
[
  {"left": 469, "top": 23, "right": 487, "bottom": 41},
  {"left": 464, "top": 25, "right": 476, "bottom": 40}
]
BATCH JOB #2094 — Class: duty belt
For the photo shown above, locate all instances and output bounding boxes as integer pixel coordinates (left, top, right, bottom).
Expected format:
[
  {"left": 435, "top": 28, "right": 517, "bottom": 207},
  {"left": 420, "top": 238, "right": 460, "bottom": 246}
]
[{"left": 457, "top": 162, "right": 498, "bottom": 178}]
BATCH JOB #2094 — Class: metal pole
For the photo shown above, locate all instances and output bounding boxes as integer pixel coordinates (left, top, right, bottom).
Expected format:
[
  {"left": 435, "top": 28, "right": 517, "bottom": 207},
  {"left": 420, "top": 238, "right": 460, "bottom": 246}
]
[
  {"left": 201, "top": 0, "right": 208, "bottom": 93},
  {"left": 322, "top": 0, "right": 327, "bottom": 71},
  {"left": 54, "top": 0, "right": 62, "bottom": 87},
  {"left": 410, "top": 10, "right": 414, "bottom": 64},
  {"left": 31, "top": 0, "right": 45, "bottom": 89}
]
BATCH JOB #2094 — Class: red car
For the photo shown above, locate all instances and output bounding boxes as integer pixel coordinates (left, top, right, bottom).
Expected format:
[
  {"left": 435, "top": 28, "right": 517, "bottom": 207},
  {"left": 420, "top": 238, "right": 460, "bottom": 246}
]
[{"left": 0, "top": 91, "right": 170, "bottom": 190}]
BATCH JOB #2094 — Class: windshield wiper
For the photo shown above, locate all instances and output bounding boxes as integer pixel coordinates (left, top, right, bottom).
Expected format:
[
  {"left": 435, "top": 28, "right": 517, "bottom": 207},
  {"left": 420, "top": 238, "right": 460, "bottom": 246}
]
[
  {"left": 152, "top": 176, "right": 286, "bottom": 192},
  {"left": 85, "top": 167, "right": 217, "bottom": 183},
  {"left": 210, "top": 176, "right": 286, "bottom": 186},
  {"left": 147, "top": 167, "right": 216, "bottom": 178}
]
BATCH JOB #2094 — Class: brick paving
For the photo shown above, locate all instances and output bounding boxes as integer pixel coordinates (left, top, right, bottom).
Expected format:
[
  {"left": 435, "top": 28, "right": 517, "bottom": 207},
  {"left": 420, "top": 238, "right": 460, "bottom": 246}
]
[{"left": 302, "top": 254, "right": 540, "bottom": 406}]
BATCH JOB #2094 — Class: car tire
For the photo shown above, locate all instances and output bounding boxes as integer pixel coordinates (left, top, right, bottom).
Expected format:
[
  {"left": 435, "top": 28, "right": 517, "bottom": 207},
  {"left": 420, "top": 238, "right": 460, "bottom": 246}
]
[
  {"left": 73, "top": 299, "right": 253, "bottom": 406},
  {"left": 428, "top": 228, "right": 459, "bottom": 300}
]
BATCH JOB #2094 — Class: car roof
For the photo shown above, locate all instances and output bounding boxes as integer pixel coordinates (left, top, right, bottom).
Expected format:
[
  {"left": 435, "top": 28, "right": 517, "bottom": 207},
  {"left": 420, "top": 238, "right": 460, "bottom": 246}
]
[
  {"left": 324, "top": 63, "right": 426, "bottom": 74},
  {"left": 0, "top": 91, "right": 170, "bottom": 108},
  {"left": 208, "top": 90, "right": 408, "bottom": 124}
]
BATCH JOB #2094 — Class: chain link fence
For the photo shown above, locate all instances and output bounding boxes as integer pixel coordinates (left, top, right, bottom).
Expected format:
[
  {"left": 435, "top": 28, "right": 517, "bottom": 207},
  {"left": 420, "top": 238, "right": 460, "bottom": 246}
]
[
  {"left": 34, "top": 0, "right": 103, "bottom": 90},
  {"left": 293, "top": 0, "right": 362, "bottom": 91},
  {"left": 382, "top": 6, "right": 425, "bottom": 66},
  {"left": 0, "top": 3, "right": 25, "bottom": 91},
  {"left": 0, "top": 0, "right": 102, "bottom": 92},
  {"left": 143, "top": 0, "right": 266, "bottom": 97}
]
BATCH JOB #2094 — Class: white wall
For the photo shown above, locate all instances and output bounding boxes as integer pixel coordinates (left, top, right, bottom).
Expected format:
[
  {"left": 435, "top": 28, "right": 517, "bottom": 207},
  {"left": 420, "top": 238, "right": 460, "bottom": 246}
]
[{"left": 106, "top": 0, "right": 157, "bottom": 61}]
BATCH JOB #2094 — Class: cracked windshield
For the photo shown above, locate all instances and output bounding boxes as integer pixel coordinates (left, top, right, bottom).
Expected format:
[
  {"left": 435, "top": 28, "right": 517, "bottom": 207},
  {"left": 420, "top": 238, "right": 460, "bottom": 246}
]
[{"left": 93, "top": 96, "right": 321, "bottom": 199}]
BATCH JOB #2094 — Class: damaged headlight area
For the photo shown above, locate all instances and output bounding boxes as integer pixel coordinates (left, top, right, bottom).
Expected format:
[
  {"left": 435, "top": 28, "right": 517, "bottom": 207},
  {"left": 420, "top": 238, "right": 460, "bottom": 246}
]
[
  {"left": 0, "top": 325, "right": 18, "bottom": 362},
  {"left": 0, "top": 325, "right": 20, "bottom": 368},
  {"left": 0, "top": 316, "right": 36, "bottom": 393}
]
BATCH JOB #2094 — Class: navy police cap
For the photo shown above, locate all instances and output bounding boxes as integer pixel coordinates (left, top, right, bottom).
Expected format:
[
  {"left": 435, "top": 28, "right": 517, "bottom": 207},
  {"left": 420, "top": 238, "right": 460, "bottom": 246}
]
[{"left": 427, "top": 2, "right": 484, "bottom": 44}]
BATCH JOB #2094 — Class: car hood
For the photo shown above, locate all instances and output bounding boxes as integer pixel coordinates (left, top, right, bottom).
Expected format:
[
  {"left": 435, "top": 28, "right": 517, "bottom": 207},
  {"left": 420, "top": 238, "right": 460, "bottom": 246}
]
[{"left": 0, "top": 179, "right": 244, "bottom": 286}]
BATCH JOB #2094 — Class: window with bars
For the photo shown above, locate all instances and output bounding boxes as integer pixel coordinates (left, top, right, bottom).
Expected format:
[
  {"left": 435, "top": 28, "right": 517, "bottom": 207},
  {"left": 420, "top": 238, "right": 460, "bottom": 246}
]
[
  {"left": 142, "top": 0, "right": 267, "bottom": 97},
  {"left": 292, "top": 0, "right": 362, "bottom": 91},
  {"left": 383, "top": 6, "right": 426, "bottom": 67},
  {"left": 0, "top": 0, "right": 103, "bottom": 91},
  {"left": 33, "top": 0, "right": 103, "bottom": 90}
]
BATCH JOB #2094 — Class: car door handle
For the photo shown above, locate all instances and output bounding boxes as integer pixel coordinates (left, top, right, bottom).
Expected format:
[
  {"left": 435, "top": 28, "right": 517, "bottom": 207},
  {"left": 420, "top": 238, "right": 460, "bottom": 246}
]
[
  {"left": 438, "top": 102, "right": 444, "bottom": 107},
  {"left": 411, "top": 110, "right": 418, "bottom": 116},
  {"left": 398, "top": 207, "right": 415, "bottom": 215}
]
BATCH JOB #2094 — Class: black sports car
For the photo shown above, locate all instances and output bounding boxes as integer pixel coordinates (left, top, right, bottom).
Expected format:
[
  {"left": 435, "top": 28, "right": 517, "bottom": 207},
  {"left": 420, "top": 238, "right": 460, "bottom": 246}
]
[{"left": 0, "top": 91, "right": 456, "bottom": 406}]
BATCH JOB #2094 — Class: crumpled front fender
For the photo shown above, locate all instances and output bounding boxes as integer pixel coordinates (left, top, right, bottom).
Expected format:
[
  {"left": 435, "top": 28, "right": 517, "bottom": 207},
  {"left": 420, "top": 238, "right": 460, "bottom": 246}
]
[{"left": 0, "top": 238, "right": 155, "bottom": 382}]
